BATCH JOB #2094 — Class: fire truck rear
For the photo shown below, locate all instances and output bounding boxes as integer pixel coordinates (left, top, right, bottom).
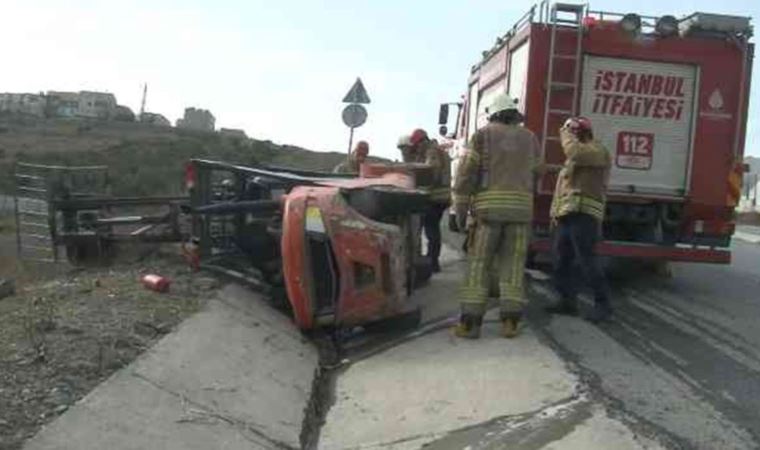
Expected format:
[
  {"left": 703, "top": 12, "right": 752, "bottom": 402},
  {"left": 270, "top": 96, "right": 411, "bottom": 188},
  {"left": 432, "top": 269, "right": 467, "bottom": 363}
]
[{"left": 440, "top": 2, "right": 753, "bottom": 264}]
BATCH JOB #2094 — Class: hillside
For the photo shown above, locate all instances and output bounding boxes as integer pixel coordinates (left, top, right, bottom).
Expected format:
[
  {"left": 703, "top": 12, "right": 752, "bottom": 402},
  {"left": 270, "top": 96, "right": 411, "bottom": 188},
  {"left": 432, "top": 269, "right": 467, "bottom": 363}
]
[{"left": 0, "top": 115, "right": 354, "bottom": 196}]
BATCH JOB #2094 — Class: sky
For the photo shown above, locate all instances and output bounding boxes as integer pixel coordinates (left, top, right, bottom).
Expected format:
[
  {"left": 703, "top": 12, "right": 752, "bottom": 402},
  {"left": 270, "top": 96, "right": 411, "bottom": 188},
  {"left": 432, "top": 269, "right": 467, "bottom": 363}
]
[{"left": 1, "top": 0, "right": 759, "bottom": 160}]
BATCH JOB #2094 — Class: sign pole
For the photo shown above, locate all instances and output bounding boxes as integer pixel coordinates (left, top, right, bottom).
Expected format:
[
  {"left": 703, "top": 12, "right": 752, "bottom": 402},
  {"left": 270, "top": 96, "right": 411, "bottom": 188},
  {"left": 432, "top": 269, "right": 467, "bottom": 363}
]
[
  {"left": 341, "top": 78, "right": 370, "bottom": 166},
  {"left": 347, "top": 126, "right": 355, "bottom": 161}
]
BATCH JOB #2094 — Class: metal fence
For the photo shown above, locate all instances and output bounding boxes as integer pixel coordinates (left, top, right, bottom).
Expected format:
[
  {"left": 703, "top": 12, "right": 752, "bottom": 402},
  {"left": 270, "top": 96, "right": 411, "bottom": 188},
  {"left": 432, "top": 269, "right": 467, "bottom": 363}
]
[{"left": 14, "top": 162, "right": 109, "bottom": 262}]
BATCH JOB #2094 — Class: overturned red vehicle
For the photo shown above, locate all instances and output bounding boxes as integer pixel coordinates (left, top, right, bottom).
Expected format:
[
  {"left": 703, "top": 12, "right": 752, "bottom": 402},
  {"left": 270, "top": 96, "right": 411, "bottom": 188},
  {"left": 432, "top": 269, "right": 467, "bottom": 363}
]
[{"left": 186, "top": 159, "right": 433, "bottom": 330}]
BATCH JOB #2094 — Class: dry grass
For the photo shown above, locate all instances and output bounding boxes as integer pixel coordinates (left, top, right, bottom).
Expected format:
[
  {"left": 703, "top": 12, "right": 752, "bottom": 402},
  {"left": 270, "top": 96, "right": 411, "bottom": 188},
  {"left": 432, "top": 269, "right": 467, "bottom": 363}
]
[{"left": 0, "top": 255, "right": 213, "bottom": 449}]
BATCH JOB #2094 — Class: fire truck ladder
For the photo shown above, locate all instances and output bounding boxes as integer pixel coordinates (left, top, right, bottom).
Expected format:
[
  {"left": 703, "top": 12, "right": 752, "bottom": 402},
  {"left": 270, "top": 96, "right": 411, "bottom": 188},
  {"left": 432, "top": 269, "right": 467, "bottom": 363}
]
[{"left": 540, "top": 2, "right": 585, "bottom": 180}]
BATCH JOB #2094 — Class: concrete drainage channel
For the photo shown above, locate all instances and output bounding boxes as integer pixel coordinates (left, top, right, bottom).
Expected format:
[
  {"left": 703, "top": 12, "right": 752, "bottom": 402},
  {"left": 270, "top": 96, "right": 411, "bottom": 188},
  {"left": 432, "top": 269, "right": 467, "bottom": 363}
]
[
  {"left": 23, "top": 263, "right": 672, "bottom": 450},
  {"left": 300, "top": 332, "right": 339, "bottom": 450}
]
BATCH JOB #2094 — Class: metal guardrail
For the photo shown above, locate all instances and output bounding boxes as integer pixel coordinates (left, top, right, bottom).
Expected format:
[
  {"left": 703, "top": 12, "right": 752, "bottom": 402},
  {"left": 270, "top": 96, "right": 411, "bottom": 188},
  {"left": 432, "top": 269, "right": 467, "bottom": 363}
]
[{"left": 13, "top": 162, "right": 110, "bottom": 263}]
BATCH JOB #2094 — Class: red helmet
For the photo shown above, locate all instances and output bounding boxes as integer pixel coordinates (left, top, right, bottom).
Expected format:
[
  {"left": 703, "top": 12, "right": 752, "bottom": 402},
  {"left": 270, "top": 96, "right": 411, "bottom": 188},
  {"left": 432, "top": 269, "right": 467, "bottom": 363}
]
[
  {"left": 561, "top": 117, "right": 593, "bottom": 137},
  {"left": 409, "top": 128, "right": 428, "bottom": 146}
]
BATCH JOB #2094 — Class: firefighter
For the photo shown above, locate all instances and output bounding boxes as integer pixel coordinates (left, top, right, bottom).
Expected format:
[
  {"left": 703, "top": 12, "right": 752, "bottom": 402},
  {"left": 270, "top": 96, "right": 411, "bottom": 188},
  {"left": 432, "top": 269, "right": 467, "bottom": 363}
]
[
  {"left": 333, "top": 141, "right": 369, "bottom": 174},
  {"left": 546, "top": 117, "right": 612, "bottom": 323},
  {"left": 400, "top": 129, "right": 451, "bottom": 272},
  {"left": 453, "top": 94, "right": 541, "bottom": 339},
  {"left": 396, "top": 135, "right": 414, "bottom": 163}
]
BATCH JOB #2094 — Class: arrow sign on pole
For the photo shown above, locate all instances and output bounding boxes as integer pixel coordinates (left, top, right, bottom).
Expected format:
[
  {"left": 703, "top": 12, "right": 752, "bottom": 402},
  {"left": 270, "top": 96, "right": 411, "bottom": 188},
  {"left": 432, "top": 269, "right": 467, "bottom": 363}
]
[{"left": 342, "top": 78, "right": 371, "bottom": 104}]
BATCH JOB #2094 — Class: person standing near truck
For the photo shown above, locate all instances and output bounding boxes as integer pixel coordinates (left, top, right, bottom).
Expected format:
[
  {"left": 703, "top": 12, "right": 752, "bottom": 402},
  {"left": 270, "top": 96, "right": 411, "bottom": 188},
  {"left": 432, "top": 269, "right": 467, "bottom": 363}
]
[
  {"left": 398, "top": 129, "right": 452, "bottom": 272},
  {"left": 452, "top": 94, "right": 541, "bottom": 339},
  {"left": 546, "top": 117, "right": 613, "bottom": 323},
  {"left": 333, "top": 141, "right": 369, "bottom": 174}
]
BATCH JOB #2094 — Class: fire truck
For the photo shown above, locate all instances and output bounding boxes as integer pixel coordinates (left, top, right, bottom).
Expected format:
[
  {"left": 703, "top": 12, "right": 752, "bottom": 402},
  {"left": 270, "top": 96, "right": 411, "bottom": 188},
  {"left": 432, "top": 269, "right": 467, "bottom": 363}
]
[{"left": 439, "top": 2, "right": 753, "bottom": 264}]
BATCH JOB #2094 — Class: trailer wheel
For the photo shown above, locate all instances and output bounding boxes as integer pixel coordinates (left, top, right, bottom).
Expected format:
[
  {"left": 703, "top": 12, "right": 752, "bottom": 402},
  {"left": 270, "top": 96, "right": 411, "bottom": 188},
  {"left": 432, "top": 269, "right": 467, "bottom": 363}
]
[{"left": 65, "top": 237, "right": 109, "bottom": 266}]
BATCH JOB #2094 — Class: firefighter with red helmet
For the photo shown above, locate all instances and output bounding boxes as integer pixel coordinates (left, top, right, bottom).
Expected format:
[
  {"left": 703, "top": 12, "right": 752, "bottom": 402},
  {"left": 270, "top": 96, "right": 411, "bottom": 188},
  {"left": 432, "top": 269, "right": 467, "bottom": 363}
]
[
  {"left": 334, "top": 141, "right": 370, "bottom": 174},
  {"left": 397, "top": 129, "right": 452, "bottom": 272},
  {"left": 546, "top": 116, "right": 613, "bottom": 323},
  {"left": 452, "top": 94, "right": 542, "bottom": 339}
]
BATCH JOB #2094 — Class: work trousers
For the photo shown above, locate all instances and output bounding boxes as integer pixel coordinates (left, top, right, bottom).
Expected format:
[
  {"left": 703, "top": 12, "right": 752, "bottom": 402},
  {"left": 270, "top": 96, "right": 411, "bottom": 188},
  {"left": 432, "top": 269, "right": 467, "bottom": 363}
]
[
  {"left": 461, "top": 220, "right": 530, "bottom": 316},
  {"left": 423, "top": 203, "right": 448, "bottom": 266},
  {"left": 553, "top": 213, "right": 610, "bottom": 304}
]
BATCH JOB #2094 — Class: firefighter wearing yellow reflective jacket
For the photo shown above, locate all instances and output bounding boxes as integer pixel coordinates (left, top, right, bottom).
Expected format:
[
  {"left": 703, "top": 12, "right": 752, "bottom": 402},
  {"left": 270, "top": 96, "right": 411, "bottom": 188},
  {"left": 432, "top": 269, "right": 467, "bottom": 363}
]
[
  {"left": 546, "top": 116, "right": 613, "bottom": 323},
  {"left": 399, "top": 129, "right": 452, "bottom": 272},
  {"left": 453, "top": 94, "right": 541, "bottom": 339}
]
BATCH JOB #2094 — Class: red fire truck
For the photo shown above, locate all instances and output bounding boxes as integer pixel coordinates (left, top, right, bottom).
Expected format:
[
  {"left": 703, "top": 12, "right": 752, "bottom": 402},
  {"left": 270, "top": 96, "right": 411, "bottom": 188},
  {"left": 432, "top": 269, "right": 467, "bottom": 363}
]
[{"left": 439, "top": 2, "right": 753, "bottom": 264}]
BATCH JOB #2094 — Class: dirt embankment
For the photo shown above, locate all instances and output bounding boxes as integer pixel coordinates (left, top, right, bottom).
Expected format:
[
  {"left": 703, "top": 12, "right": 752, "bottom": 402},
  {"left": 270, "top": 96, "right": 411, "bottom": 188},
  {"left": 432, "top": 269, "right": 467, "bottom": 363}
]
[
  {"left": 0, "top": 253, "right": 216, "bottom": 450},
  {"left": 0, "top": 115, "right": 352, "bottom": 196}
]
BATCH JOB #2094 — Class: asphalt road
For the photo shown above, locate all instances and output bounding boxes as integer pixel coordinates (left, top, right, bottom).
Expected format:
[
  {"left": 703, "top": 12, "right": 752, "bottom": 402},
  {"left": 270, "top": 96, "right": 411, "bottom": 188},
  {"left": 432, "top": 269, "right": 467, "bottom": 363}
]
[{"left": 531, "top": 240, "right": 760, "bottom": 449}]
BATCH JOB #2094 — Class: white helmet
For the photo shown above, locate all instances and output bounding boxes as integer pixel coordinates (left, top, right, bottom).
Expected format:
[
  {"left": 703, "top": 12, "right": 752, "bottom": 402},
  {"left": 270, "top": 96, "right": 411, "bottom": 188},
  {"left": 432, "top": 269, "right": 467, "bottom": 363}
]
[
  {"left": 485, "top": 94, "right": 519, "bottom": 115},
  {"left": 396, "top": 134, "right": 412, "bottom": 148}
]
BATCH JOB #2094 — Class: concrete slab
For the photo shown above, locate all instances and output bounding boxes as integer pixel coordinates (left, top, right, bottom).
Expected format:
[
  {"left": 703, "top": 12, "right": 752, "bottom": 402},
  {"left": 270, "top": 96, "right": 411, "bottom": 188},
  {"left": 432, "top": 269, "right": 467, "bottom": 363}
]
[
  {"left": 319, "top": 322, "right": 579, "bottom": 449},
  {"left": 22, "top": 370, "right": 276, "bottom": 450},
  {"left": 542, "top": 408, "right": 665, "bottom": 450},
  {"left": 734, "top": 230, "right": 760, "bottom": 244},
  {"left": 25, "top": 284, "right": 319, "bottom": 450}
]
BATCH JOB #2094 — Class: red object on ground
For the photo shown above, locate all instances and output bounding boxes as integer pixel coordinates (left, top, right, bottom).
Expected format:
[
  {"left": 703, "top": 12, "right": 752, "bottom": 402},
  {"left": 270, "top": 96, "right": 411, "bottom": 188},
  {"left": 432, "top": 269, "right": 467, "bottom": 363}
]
[{"left": 142, "top": 274, "right": 171, "bottom": 293}]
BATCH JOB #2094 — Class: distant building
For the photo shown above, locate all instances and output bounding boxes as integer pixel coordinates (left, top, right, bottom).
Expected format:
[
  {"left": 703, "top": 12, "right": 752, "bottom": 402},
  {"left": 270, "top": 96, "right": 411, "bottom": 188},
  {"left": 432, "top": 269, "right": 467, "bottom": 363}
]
[
  {"left": 47, "top": 91, "right": 84, "bottom": 117},
  {"left": 220, "top": 128, "right": 247, "bottom": 139},
  {"left": 46, "top": 90, "right": 117, "bottom": 119},
  {"left": 0, "top": 93, "right": 46, "bottom": 117},
  {"left": 77, "top": 91, "right": 117, "bottom": 119},
  {"left": 176, "top": 107, "right": 215, "bottom": 132},
  {"left": 140, "top": 112, "right": 171, "bottom": 127}
]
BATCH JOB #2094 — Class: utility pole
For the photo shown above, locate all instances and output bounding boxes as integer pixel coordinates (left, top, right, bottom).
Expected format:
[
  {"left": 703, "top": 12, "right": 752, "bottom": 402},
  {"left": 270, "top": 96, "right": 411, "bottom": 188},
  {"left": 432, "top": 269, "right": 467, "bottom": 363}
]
[{"left": 139, "top": 83, "right": 148, "bottom": 121}]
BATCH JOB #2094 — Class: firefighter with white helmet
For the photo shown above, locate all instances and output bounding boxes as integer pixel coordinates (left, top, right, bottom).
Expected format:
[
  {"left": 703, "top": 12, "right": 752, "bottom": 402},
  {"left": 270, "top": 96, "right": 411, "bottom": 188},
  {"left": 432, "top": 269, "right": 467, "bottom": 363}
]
[
  {"left": 546, "top": 116, "right": 613, "bottom": 322},
  {"left": 452, "top": 93, "right": 542, "bottom": 339},
  {"left": 396, "top": 134, "right": 414, "bottom": 163}
]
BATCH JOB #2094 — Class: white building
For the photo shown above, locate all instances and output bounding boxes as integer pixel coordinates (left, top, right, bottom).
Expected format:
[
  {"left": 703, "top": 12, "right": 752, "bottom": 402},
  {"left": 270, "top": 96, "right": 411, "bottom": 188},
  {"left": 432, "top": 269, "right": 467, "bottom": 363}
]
[{"left": 0, "top": 93, "right": 46, "bottom": 117}]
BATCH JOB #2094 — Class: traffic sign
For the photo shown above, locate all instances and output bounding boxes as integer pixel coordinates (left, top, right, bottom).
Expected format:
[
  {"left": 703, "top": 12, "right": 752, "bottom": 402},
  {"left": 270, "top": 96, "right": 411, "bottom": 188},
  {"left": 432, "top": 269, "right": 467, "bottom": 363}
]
[
  {"left": 342, "top": 78, "right": 371, "bottom": 104},
  {"left": 342, "top": 104, "right": 368, "bottom": 128}
]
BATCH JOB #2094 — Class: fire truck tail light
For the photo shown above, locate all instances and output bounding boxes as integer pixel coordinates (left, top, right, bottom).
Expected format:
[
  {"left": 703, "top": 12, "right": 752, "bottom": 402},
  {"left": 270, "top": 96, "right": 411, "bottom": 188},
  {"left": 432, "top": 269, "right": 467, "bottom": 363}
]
[
  {"left": 656, "top": 15, "right": 679, "bottom": 37},
  {"left": 185, "top": 162, "right": 196, "bottom": 190},
  {"left": 620, "top": 13, "right": 642, "bottom": 34}
]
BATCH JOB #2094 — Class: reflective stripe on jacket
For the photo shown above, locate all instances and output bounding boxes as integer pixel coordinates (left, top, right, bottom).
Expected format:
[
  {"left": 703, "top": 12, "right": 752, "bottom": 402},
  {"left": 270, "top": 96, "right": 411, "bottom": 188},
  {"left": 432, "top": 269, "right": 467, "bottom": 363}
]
[
  {"left": 550, "top": 135, "right": 611, "bottom": 222},
  {"left": 418, "top": 140, "right": 452, "bottom": 205},
  {"left": 454, "top": 123, "right": 541, "bottom": 223}
]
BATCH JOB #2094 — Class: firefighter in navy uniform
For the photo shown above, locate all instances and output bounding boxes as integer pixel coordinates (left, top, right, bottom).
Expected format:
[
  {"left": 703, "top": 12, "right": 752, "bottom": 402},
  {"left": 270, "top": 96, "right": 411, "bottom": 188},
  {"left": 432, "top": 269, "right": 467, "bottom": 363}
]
[
  {"left": 452, "top": 94, "right": 542, "bottom": 339},
  {"left": 398, "top": 129, "right": 452, "bottom": 272},
  {"left": 546, "top": 117, "right": 613, "bottom": 323}
]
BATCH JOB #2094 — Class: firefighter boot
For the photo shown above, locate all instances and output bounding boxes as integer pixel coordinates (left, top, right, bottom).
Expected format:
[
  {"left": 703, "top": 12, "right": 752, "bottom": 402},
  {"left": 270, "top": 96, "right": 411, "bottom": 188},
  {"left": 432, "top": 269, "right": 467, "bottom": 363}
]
[
  {"left": 453, "top": 314, "right": 483, "bottom": 339},
  {"left": 545, "top": 298, "right": 579, "bottom": 316},
  {"left": 501, "top": 311, "right": 523, "bottom": 339}
]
